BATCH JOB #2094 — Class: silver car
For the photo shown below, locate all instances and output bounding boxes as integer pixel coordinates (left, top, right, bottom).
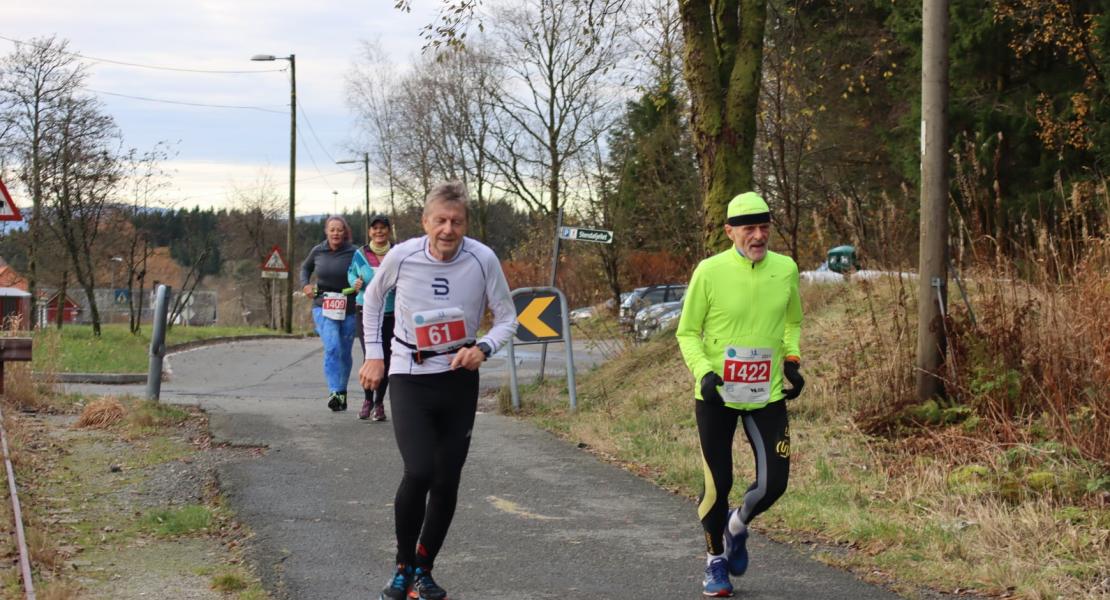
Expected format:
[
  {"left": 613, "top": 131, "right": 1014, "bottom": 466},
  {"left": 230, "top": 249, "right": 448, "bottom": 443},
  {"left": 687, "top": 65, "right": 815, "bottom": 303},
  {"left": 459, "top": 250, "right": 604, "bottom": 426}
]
[
  {"left": 619, "top": 284, "right": 687, "bottom": 326},
  {"left": 634, "top": 300, "right": 684, "bottom": 340},
  {"left": 653, "top": 305, "right": 683, "bottom": 335}
]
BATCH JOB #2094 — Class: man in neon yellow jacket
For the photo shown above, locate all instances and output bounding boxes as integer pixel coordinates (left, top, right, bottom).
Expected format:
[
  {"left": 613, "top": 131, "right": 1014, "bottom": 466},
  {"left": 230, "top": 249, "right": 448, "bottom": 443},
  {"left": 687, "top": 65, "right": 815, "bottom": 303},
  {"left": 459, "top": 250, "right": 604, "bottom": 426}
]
[{"left": 676, "top": 191, "right": 804, "bottom": 597}]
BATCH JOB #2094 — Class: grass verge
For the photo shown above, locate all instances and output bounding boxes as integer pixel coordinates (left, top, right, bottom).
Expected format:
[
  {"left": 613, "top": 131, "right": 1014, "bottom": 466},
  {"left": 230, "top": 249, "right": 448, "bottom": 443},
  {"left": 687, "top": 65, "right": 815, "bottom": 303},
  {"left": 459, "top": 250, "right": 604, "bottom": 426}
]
[
  {"left": 32, "top": 324, "right": 292, "bottom": 373},
  {"left": 511, "top": 278, "right": 1109, "bottom": 599},
  {"left": 0, "top": 377, "right": 269, "bottom": 599}
]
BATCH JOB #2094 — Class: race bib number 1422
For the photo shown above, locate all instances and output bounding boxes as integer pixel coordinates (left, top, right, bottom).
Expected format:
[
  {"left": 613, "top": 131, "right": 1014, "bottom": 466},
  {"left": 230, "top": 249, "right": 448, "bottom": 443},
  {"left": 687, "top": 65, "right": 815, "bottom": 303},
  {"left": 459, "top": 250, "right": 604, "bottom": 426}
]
[{"left": 721, "top": 346, "right": 773, "bottom": 404}]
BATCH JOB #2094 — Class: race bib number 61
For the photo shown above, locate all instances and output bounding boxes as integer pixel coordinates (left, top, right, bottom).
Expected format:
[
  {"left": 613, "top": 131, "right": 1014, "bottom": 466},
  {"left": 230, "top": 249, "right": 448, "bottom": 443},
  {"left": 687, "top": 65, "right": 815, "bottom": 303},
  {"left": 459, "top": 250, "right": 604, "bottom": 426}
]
[
  {"left": 412, "top": 307, "right": 469, "bottom": 352},
  {"left": 722, "top": 346, "right": 773, "bottom": 404}
]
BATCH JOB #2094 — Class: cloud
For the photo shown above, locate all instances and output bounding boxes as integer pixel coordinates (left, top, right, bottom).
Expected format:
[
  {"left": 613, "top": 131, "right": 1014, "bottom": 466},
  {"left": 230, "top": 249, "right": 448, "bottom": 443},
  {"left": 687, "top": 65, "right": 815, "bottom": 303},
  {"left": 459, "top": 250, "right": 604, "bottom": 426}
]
[
  {"left": 6, "top": 0, "right": 442, "bottom": 210},
  {"left": 149, "top": 159, "right": 383, "bottom": 216}
]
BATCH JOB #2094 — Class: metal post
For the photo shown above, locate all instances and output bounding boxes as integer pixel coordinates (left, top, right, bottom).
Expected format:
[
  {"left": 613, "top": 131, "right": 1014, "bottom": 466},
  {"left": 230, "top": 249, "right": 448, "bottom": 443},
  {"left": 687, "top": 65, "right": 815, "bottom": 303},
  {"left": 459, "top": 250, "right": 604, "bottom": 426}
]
[
  {"left": 916, "top": 0, "right": 949, "bottom": 402},
  {"left": 554, "top": 287, "right": 577, "bottom": 411},
  {"left": 538, "top": 208, "right": 563, "bottom": 382},
  {"left": 285, "top": 54, "right": 297, "bottom": 334},
  {"left": 147, "top": 284, "right": 171, "bottom": 401},
  {"left": 506, "top": 286, "right": 577, "bottom": 412},
  {"left": 508, "top": 337, "right": 519, "bottom": 412}
]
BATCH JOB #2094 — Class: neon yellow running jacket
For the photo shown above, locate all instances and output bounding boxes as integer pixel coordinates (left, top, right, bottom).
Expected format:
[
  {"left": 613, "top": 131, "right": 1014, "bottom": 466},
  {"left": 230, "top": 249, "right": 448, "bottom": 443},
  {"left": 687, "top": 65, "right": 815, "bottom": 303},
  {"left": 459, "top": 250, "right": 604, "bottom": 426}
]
[{"left": 676, "top": 248, "right": 803, "bottom": 410}]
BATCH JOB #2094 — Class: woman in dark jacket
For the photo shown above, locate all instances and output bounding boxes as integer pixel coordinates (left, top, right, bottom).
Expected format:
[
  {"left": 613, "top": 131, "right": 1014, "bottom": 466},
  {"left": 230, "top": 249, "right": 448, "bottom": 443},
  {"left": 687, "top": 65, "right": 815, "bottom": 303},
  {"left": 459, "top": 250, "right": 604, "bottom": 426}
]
[{"left": 300, "top": 215, "right": 358, "bottom": 411}]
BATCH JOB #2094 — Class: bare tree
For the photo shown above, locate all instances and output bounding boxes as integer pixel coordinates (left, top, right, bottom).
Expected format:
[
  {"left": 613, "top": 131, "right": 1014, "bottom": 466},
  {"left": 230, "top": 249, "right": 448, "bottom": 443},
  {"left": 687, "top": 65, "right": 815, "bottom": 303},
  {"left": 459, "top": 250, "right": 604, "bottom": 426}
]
[
  {"left": 0, "top": 36, "right": 87, "bottom": 328},
  {"left": 221, "top": 177, "right": 284, "bottom": 328},
  {"left": 753, "top": 8, "right": 815, "bottom": 262},
  {"left": 486, "top": 0, "right": 630, "bottom": 217},
  {"left": 38, "top": 94, "right": 123, "bottom": 337},
  {"left": 418, "top": 48, "right": 504, "bottom": 241},
  {"left": 119, "top": 142, "right": 175, "bottom": 333},
  {"left": 346, "top": 41, "right": 407, "bottom": 230}
]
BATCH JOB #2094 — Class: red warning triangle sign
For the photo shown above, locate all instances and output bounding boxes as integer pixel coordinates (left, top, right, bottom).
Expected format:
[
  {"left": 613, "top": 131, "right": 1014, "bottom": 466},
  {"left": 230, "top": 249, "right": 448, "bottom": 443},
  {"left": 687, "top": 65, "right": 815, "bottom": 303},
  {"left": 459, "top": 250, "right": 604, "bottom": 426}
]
[
  {"left": 261, "top": 245, "right": 288, "bottom": 271},
  {"left": 0, "top": 178, "right": 23, "bottom": 222}
]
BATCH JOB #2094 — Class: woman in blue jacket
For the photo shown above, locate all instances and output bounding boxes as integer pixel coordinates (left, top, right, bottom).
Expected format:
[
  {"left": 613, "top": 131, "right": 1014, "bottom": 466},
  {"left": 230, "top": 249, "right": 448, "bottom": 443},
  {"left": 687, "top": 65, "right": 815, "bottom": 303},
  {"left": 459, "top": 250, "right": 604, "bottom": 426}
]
[{"left": 349, "top": 215, "right": 396, "bottom": 420}]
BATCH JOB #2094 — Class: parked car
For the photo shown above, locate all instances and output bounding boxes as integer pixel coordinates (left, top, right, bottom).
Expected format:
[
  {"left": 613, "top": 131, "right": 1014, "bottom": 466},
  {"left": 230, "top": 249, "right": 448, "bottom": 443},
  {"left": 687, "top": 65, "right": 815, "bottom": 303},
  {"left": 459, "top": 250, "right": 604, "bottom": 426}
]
[
  {"left": 634, "top": 300, "right": 683, "bottom": 340},
  {"left": 654, "top": 305, "right": 683, "bottom": 334},
  {"left": 569, "top": 305, "right": 597, "bottom": 323},
  {"left": 572, "top": 291, "right": 633, "bottom": 324},
  {"left": 619, "top": 284, "right": 687, "bottom": 326}
]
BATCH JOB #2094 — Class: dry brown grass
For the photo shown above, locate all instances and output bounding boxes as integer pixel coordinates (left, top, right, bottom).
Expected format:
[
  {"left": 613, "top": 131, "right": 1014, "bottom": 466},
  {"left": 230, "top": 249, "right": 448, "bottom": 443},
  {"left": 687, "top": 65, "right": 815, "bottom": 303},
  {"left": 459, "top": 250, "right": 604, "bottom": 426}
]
[
  {"left": 36, "top": 581, "right": 83, "bottom": 600},
  {"left": 517, "top": 271, "right": 1110, "bottom": 598},
  {"left": 74, "top": 397, "right": 126, "bottom": 429},
  {"left": 941, "top": 246, "right": 1110, "bottom": 464}
]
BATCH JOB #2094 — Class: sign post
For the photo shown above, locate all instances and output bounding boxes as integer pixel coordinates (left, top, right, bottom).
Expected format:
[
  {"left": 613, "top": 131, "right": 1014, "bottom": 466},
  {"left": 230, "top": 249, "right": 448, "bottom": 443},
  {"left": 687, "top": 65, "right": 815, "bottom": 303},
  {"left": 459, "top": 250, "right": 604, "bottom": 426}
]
[
  {"left": 261, "top": 245, "right": 289, "bottom": 279},
  {"left": 507, "top": 287, "right": 576, "bottom": 411},
  {"left": 558, "top": 226, "right": 613, "bottom": 244},
  {"left": 261, "top": 246, "right": 288, "bottom": 330}
]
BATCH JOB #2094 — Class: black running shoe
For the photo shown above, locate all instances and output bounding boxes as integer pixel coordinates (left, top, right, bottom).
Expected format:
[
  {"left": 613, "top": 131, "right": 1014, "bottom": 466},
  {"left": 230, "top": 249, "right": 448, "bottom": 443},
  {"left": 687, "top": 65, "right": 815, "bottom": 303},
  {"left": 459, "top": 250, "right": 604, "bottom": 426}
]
[
  {"left": 327, "top": 392, "right": 342, "bottom": 412},
  {"left": 410, "top": 567, "right": 447, "bottom": 600},
  {"left": 338, "top": 391, "right": 348, "bottom": 411},
  {"left": 380, "top": 563, "right": 412, "bottom": 600}
]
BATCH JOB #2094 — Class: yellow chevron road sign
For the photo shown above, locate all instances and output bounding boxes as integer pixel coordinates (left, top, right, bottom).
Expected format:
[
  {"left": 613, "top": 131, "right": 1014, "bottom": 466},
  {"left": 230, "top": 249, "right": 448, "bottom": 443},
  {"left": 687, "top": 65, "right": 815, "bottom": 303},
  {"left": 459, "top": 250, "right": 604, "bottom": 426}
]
[{"left": 513, "top": 291, "right": 563, "bottom": 342}]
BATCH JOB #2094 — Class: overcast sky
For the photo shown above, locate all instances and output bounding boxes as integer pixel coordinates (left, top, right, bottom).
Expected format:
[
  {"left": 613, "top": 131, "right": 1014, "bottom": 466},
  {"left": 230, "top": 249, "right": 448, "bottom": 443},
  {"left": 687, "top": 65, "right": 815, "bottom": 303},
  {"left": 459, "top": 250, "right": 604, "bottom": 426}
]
[{"left": 6, "top": 0, "right": 441, "bottom": 216}]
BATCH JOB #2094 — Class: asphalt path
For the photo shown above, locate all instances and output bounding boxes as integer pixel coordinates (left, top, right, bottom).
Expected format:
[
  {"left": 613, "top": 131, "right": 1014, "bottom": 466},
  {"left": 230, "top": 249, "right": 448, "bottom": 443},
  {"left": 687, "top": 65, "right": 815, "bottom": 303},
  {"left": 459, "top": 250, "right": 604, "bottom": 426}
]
[{"left": 70, "top": 339, "right": 903, "bottom": 600}]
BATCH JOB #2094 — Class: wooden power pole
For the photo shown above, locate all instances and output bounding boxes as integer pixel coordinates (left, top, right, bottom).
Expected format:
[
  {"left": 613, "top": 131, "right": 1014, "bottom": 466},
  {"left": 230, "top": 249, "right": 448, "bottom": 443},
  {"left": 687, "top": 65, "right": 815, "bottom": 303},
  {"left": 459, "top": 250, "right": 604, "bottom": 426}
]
[{"left": 916, "top": 0, "right": 950, "bottom": 401}]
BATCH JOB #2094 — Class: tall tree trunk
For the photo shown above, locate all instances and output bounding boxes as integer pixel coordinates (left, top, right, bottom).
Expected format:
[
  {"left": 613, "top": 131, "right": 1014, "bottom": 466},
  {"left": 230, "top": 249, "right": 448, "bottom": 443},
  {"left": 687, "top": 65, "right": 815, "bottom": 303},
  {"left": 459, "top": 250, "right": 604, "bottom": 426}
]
[
  {"left": 679, "top": 0, "right": 767, "bottom": 253},
  {"left": 83, "top": 280, "right": 101, "bottom": 337},
  {"left": 55, "top": 270, "right": 66, "bottom": 329},
  {"left": 29, "top": 137, "right": 42, "bottom": 329}
]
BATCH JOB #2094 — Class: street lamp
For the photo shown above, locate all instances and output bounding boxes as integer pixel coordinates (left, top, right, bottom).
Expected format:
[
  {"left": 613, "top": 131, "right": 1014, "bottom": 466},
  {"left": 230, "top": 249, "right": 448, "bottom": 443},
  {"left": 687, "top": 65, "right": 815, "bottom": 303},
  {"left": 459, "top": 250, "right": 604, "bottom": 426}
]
[
  {"left": 251, "top": 53, "right": 296, "bottom": 333},
  {"left": 110, "top": 256, "right": 123, "bottom": 290},
  {"left": 336, "top": 153, "right": 370, "bottom": 238}
]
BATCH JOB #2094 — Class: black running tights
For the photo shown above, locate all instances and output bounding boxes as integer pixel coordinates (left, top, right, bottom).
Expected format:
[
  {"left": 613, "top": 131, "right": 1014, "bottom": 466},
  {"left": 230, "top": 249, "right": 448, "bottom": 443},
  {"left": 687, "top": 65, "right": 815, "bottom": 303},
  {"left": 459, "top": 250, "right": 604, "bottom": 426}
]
[
  {"left": 695, "top": 399, "right": 790, "bottom": 555},
  {"left": 357, "top": 310, "right": 393, "bottom": 404},
  {"left": 389, "top": 368, "right": 479, "bottom": 569}
]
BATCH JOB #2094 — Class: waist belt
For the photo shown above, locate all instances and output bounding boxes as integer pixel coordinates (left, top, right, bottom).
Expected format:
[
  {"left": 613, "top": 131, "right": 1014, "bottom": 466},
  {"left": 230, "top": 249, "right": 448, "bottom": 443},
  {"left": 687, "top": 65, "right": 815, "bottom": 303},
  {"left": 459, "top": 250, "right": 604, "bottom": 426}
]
[{"left": 395, "top": 338, "right": 475, "bottom": 365}]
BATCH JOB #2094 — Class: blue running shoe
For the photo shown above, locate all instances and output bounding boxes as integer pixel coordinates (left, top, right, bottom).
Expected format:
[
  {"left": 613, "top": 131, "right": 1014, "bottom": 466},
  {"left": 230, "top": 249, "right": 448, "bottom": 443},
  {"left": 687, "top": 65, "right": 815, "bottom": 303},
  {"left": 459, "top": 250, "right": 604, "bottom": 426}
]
[
  {"left": 702, "top": 557, "right": 733, "bottom": 597},
  {"left": 379, "top": 563, "right": 412, "bottom": 600},
  {"left": 724, "top": 508, "right": 749, "bottom": 576},
  {"left": 409, "top": 567, "right": 448, "bottom": 600}
]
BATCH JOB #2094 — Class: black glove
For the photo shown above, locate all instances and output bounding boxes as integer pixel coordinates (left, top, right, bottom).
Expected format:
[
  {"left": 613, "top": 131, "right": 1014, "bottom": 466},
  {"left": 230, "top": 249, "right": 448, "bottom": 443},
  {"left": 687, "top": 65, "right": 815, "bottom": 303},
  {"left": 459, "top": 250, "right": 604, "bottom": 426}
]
[
  {"left": 700, "top": 372, "right": 725, "bottom": 406},
  {"left": 782, "top": 361, "right": 805, "bottom": 400}
]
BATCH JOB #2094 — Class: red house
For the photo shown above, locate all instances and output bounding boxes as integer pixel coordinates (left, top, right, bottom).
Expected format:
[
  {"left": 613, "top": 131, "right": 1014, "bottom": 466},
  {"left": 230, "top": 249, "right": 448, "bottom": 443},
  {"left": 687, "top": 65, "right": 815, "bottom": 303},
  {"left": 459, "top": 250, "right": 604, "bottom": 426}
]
[
  {"left": 0, "top": 262, "right": 30, "bottom": 329},
  {"left": 44, "top": 291, "right": 80, "bottom": 324},
  {"left": 0, "top": 287, "right": 29, "bottom": 329}
]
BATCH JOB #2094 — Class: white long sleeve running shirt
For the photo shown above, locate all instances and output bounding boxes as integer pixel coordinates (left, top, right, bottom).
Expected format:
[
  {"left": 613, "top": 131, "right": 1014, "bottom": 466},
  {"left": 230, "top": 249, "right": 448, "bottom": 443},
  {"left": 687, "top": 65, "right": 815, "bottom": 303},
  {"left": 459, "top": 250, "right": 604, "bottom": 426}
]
[{"left": 361, "top": 235, "right": 518, "bottom": 375}]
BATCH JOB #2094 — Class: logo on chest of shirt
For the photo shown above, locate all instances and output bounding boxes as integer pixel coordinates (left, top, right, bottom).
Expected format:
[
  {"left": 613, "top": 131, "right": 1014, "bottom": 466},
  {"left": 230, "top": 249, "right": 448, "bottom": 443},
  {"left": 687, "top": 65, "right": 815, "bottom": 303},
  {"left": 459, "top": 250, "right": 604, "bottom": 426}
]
[{"left": 432, "top": 277, "right": 450, "bottom": 296}]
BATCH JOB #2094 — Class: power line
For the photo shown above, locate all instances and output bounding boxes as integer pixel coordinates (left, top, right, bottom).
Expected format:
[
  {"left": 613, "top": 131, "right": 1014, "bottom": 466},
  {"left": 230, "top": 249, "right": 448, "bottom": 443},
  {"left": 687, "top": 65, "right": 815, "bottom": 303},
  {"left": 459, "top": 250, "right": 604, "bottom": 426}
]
[
  {"left": 0, "top": 33, "right": 286, "bottom": 74},
  {"left": 295, "top": 119, "right": 335, "bottom": 192},
  {"left": 88, "top": 88, "right": 287, "bottom": 114},
  {"left": 297, "top": 98, "right": 337, "bottom": 164},
  {"left": 289, "top": 66, "right": 336, "bottom": 164},
  {"left": 173, "top": 169, "right": 355, "bottom": 201}
]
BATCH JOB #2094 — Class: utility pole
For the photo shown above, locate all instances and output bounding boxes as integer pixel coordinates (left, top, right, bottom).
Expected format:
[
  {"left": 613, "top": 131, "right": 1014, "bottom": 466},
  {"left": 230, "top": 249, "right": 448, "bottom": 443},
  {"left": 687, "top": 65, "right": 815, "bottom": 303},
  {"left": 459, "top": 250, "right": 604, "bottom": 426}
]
[
  {"left": 286, "top": 54, "right": 296, "bottom": 334},
  {"left": 252, "top": 52, "right": 297, "bottom": 334},
  {"left": 916, "top": 0, "right": 949, "bottom": 402}
]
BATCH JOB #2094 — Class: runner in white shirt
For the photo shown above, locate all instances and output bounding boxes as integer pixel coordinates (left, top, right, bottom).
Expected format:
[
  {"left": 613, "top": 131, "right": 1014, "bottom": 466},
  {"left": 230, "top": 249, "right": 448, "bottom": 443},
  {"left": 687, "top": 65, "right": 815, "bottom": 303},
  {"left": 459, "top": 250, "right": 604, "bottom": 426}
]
[{"left": 359, "top": 181, "right": 517, "bottom": 600}]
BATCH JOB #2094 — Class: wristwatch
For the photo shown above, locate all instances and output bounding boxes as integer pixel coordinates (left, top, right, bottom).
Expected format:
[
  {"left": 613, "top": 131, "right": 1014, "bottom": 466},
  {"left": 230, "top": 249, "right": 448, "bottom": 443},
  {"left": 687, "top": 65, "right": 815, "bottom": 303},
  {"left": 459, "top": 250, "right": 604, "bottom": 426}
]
[{"left": 477, "top": 342, "right": 493, "bottom": 361}]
